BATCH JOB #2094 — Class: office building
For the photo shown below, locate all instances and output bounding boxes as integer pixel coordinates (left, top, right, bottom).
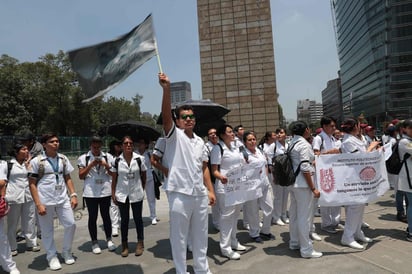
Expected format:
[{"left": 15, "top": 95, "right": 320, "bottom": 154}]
[
  {"left": 297, "top": 99, "right": 323, "bottom": 126},
  {"left": 170, "top": 81, "right": 192, "bottom": 107},
  {"left": 197, "top": 0, "right": 280, "bottom": 135},
  {"left": 331, "top": 0, "right": 412, "bottom": 127},
  {"left": 322, "top": 76, "right": 343, "bottom": 123}
]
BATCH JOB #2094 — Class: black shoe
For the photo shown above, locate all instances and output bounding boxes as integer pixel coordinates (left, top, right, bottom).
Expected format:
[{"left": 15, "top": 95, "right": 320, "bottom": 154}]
[
  {"left": 251, "top": 236, "right": 263, "bottom": 243},
  {"left": 260, "top": 232, "right": 275, "bottom": 240},
  {"left": 397, "top": 212, "right": 407, "bottom": 223},
  {"left": 407, "top": 233, "right": 412, "bottom": 242}
]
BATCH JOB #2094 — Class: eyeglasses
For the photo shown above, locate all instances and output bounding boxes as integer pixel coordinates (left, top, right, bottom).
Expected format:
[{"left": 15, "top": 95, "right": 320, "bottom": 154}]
[
  {"left": 180, "top": 114, "right": 195, "bottom": 120},
  {"left": 123, "top": 142, "right": 133, "bottom": 146}
]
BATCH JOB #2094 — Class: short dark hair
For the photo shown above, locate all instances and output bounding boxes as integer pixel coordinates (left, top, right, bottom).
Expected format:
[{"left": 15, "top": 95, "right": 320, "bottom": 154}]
[
  {"left": 290, "top": 121, "right": 308, "bottom": 136},
  {"left": 90, "top": 136, "right": 103, "bottom": 144},
  {"left": 243, "top": 131, "right": 256, "bottom": 143},
  {"left": 234, "top": 125, "right": 243, "bottom": 132},
  {"left": 40, "top": 133, "right": 58, "bottom": 144},
  {"left": 341, "top": 117, "right": 358, "bottom": 133},
  {"left": 217, "top": 124, "right": 233, "bottom": 138},
  {"left": 175, "top": 105, "right": 194, "bottom": 118},
  {"left": 8, "top": 141, "right": 26, "bottom": 157},
  {"left": 320, "top": 116, "right": 336, "bottom": 127},
  {"left": 403, "top": 118, "right": 412, "bottom": 128}
]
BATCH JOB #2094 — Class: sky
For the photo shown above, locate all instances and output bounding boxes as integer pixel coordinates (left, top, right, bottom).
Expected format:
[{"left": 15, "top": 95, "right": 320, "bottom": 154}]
[{"left": 0, "top": 0, "right": 340, "bottom": 120}]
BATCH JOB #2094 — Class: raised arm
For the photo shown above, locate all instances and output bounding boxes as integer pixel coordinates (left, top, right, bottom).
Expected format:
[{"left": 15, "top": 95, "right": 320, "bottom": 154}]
[{"left": 159, "top": 73, "right": 172, "bottom": 135}]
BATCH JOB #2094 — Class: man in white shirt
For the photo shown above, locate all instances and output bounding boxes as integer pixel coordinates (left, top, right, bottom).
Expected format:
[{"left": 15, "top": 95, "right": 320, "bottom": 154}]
[{"left": 159, "top": 73, "right": 216, "bottom": 274}]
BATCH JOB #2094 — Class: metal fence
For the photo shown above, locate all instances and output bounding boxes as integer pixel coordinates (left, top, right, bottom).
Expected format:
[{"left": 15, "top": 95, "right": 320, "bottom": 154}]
[{"left": 0, "top": 136, "right": 113, "bottom": 159}]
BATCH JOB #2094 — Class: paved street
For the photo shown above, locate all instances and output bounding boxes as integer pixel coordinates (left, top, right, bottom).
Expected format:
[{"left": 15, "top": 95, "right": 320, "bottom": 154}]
[{"left": 2, "top": 162, "right": 412, "bottom": 273}]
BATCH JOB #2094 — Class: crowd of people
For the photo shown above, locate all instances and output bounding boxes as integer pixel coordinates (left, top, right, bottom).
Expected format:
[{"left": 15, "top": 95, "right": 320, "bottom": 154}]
[{"left": 0, "top": 73, "right": 412, "bottom": 273}]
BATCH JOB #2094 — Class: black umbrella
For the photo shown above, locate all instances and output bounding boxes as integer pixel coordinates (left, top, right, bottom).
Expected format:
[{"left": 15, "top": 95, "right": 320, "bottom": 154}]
[
  {"left": 193, "top": 118, "right": 227, "bottom": 137},
  {"left": 157, "top": 99, "right": 230, "bottom": 125},
  {"left": 107, "top": 120, "right": 161, "bottom": 142}
]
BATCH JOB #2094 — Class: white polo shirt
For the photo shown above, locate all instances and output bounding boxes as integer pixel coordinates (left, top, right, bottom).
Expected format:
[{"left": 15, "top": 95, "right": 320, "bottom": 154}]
[
  {"left": 163, "top": 124, "right": 208, "bottom": 196},
  {"left": 77, "top": 151, "right": 113, "bottom": 198},
  {"left": 29, "top": 153, "right": 74, "bottom": 206},
  {"left": 312, "top": 131, "right": 339, "bottom": 153},
  {"left": 289, "top": 136, "right": 315, "bottom": 189},
  {"left": 210, "top": 140, "right": 244, "bottom": 194},
  {"left": 153, "top": 137, "right": 166, "bottom": 158},
  {"left": 5, "top": 158, "right": 32, "bottom": 204},
  {"left": 111, "top": 152, "right": 147, "bottom": 203},
  {"left": 0, "top": 160, "right": 7, "bottom": 183}
]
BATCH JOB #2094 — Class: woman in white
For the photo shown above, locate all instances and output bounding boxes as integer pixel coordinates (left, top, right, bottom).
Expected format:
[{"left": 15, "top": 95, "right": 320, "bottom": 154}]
[
  {"left": 243, "top": 131, "right": 274, "bottom": 242},
  {"left": 111, "top": 136, "right": 147, "bottom": 257},
  {"left": 6, "top": 143, "right": 40, "bottom": 256},
  {"left": 395, "top": 118, "right": 412, "bottom": 241},
  {"left": 271, "top": 128, "right": 291, "bottom": 226},
  {"left": 0, "top": 161, "right": 20, "bottom": 274},
  {"left": 340, "top": 117, "right": 379, "bottom": 249},
  {"left": 288, "top": 121, "right": 322, "bottom": 258},
  {"left": 211, "top": 124, "right": 246, "bottom": 260}
]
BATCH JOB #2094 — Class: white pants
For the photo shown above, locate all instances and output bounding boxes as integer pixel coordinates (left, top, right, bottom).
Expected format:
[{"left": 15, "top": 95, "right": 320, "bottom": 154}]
[
  {"left": 211, "top": 183, "right": 220, "bottom": 229},
  {"left": 244, "top": 182, "right": 274, "bottom": 237},
  {"left": 145, "top": 177, "right": 157, "bottom": 220},
  {"left": 7, "top": 201, "right": 37, "bottom": 250},
  {"left": 110, "top": 201, "right": 120, "bottom": 230},
  {"left": 289, "top": 188, "right": 316, "bottom": 256},
  {"left": 168, "top": 192, "right": 210, "bottom": 274},
  {"left": 272, "top": 181, "right": 290, "bottom": 221},
  {"left": 342, "top": 204, "right": 365, "bottom": 244},
  {"left": 217, "top": 193, "right": 242, "bottom": 254},
  {"left": 37, "top": 201, "right": 76, "bottom": 261},
  {"left": 320, "top": 206, "right": 341, "bottom": 228},
  {"left": 0, "top": 218, "right": 17, "bottom": 272}
]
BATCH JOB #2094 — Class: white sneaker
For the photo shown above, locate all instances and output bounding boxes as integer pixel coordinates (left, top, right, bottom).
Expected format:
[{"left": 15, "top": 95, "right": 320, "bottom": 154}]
[
  {"left": 301, "top": 250, "right": 323, "bottom": 258},
  {"left": 107, "top": 240, "right": 117, "bottom": 251},
  {"left": 243, "top": 223, "right": 250, "bottom": 230},
  {"left": 151, "top": 218, "right": 158, "bottom": 225},
  {"left": 9, "top": 267, "right": 20, "bottom": 274},
  {"left": 27, "top": 245, "right": 41, "bottom": 252},
  {"left": 11, "top": 250, "right": 18, "bottom": 256},
  {"left": 231, "top": 242, "right": 246, "bottom": 251},
  {"left": 341, "top": 240, "right": 364, "bottom": 250},
  {"left": 282, "top": 217, "right": 290, "bottom": 224},
  {"left": 112, "top": 228, "right": 119, "bottom": 237},
  {"left": 49, "top": 256, "right": 62, "bottom": 271},
  {"left": 357, "top": 236, "right": 373, "bottom": 243},
  {"left": 275, "top": 219, "right": 285, "bottom": 226},
  {"left": 62, "top": 251, "right": 75, "bottom": 265},
  {"left": 92, "top": 243, "right": 101, "bottom": 254},
  {"left": 310, "top": 232, "right": 322, "bottom": 241},
  {"left": 222, "top": 250, "right": 241, "bottom": 260},
  {"left": 361, "top": 222, "right": 370, "bottom": 228}
]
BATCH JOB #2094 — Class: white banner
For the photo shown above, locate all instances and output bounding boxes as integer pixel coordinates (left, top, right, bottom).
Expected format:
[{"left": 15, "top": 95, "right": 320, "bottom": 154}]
[
  {"left": 316, "top": 150, "right": 389, "bottom": 206},
  {"left": 224, "top": 162, "right": 264, "bottom": 207}
]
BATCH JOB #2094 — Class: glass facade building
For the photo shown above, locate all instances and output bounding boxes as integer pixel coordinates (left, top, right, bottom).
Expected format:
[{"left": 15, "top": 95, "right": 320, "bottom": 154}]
[{"left": 331, "top": 0, "right": 412, "bottom": 127}]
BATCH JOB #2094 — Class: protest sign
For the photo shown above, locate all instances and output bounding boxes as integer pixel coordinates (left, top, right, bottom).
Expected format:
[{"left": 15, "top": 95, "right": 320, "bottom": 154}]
[{"left": 316, "top": 150, "right": 389, "bottom": 206}]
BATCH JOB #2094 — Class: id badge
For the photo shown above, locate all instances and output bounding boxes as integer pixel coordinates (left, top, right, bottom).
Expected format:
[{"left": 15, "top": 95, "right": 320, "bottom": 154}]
[
  {"left": 95, "top": 179, "right": 103, "bottom": 184},
  {"left": 55, "top": 185, "right": 63, "bottom": 191},
  {"left": 127, "top": 172, "right": 135, "bottom": 179}
]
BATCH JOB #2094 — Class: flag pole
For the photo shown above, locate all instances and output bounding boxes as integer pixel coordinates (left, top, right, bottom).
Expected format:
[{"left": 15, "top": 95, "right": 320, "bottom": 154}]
[{"left": 155, "top": 44, "right": 163, "bottom": 74}]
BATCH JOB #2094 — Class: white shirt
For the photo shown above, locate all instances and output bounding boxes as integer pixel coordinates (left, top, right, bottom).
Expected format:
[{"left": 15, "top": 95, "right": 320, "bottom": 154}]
[
  {"left": 153, "top": 137, "right": 166, "bottom": 158},
  {"left": 340, "top": 134, "right": 367, "bottom": 154},
  {"left": 111, "top": 152, "right": 147, "bottom": 203},
  {"left": 29, "top": 153, "right": 74, "bottom": 206},
  {"left": 5, "top": 158, "right": 32, "bottom": 204},
  {"left": 211, "top": 140, "right": 244, "bottom": 194},
  {"left": 138, "top": 150, "right": 153, "bottom": 182},
  {"left": 397, "top": 136, "right": 412, "bottom": 193},
  {"left": 163, "top": 124, "right": 208, "bottom": 196},
  {"left": 289, "top": 136, "right": 315, "bottom": 188},
  {"left": 245, "top": 148, "right": 268, "bottom": 187},
  {"left": 312, "top": 131, "right": 339, "bottom": 153},
  {"left": 77, "top": 151, "right": 113, "bottom": 198}
]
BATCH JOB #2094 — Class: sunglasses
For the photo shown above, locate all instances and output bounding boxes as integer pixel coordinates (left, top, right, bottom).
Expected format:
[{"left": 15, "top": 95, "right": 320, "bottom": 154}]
[{"left": 180, "top": 114, "right": 196, "bottom": 120}]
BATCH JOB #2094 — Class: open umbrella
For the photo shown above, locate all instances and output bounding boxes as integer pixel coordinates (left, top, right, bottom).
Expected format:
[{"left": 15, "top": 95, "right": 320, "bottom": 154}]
[
  {"left": 157, "top": 99, "right": 230, "bottom": 125},
  {"left": 107, "top": 120, "right": 161, "bottom": 142},
  {"left": 193, "top": 118, "right": 227, "bottom": 137}
]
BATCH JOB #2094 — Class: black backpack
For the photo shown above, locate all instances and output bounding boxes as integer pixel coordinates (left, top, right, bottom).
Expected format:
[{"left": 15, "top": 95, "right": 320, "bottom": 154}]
[
  {"left": 386, "top": 141, "right": 410, "bottom": 175},
  {"left": 272, "top": 141, "right": 308, "bottom": 186}
]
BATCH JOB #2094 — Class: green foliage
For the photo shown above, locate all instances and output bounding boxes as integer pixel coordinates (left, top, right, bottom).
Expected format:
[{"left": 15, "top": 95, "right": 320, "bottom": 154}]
[{"left": 0, "top": 52, "right": 156, "bottom": 137}]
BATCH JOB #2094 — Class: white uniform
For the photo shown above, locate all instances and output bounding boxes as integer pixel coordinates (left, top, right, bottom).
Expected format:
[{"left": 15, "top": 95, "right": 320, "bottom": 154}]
[
  {"left": 340, "top": 134, "right": 368, "bottom": 244},
  {"left": 29, "top": 153, "right": 76, "bottom": 261},
  {"left": 288, "top": 136, "right": 317, "bottom": 257},
  {"left": 107, "top": 153, "right": 120, "bottom": 235},
  {"left": 0, "top": 161, "right": 19, "bottom": 273},
  {"left": 6, "top": 158, "right": 37, "bottom": 251},
  {"left": 243, "top": 148, "right": 273, "bottom": 237},
  {"left": 396, "top": 136, "right": 412, "bottom": 193},
  {"left": 312, "top": 131, "right": 341, "bottom": 230},
  {"left": 205, "top": 141, "right": 220, "bottom": 230},
  {"left": 211, "top": 140, "right": 244, "bottom": 255},
  {"left": 139, "top": 150, "right": 157, "bottom": 221},
  {"left": 163, "top": 124, "right": 210, "bottom": 274},
  {"left": 268, "top": 141, "right": 291, "bottom": 223}
]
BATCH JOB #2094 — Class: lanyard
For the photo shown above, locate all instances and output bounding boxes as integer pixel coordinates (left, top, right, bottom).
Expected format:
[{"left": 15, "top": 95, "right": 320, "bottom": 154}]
[{"left": 47, "top": 157, "right": 60, "bottom": 183}]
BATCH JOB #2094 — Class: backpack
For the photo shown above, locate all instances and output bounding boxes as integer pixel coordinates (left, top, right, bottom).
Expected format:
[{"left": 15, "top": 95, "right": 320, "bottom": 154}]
[
  {"left": 31, "top": 154, "right": 67, "bottom": 181},
  {"left": 114, "top": 157, "right": 143, "bottom": 179},
  {"left": 272, "top": 141, "right": 309, "bottom": 186},
  {"left": 386, "top": 141, "right": 411, "bottom": 175}
]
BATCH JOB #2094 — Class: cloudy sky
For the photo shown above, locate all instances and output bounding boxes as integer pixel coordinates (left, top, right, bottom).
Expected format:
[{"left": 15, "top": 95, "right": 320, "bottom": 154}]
[{"left": 0, "top": 0, "right": 339, "bottom": 120}]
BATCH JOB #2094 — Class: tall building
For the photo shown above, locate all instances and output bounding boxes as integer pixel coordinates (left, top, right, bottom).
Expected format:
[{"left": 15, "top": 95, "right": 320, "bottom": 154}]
[
  {"left": 197, "top": 0, "right": 280, "bottom": 136},
  {"left": 297, "top": 99, "right": 323, "bottom": 126},
  {"left": 322, "top": 75, "right": 343, "bottom": 123},
  {"left": 331, "top": 0, "right": 412, "bottom": 128},
  {"left": 170, "top": 81, "right": 192, "bottom": 107}
]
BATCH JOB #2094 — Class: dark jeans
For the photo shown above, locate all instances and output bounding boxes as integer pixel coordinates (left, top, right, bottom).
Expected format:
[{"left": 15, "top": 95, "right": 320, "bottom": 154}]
[
  {"left": 85, "top": 196, "right": 112, "bottom": 242},
  {"left": 396, "top": 190, "right": 409, "bottom": 213},
  {"left": 117, "top": 198, "right": 144, "bottom": 242}
]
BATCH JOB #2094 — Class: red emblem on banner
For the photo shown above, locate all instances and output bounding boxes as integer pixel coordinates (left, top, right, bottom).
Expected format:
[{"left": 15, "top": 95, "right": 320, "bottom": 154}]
[
  {"left": 359, "top": 166, "right": 376, "bottom": 181},
  {"left": 319, "top": 168, "right": 335, "bottom": 193}
]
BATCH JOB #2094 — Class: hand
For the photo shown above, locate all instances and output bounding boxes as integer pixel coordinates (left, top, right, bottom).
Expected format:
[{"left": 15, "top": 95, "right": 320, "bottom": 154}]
[
  {"left": 37, "top": 204, "right": 47, "bottom": 216},
  {"left": 163, "top": 168, "right": 169, "bottom": 178},
  {"left": 158, "top": 73, "right": 170, "bottom": 89},
  {"left": 112, "top": 195, "right": 118, "bottom": 206},
  {"left": 70, "top": 196, "right": 78, "bottom": 209},
  {"left": 312, "top": 189, "right": 320, "bottom": 198},
  {"left": 220, "top": 175, "right": 228, "bottom": 184},
  {"left": 208, "top": 192, "right": 216, "bottom": 206}
]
